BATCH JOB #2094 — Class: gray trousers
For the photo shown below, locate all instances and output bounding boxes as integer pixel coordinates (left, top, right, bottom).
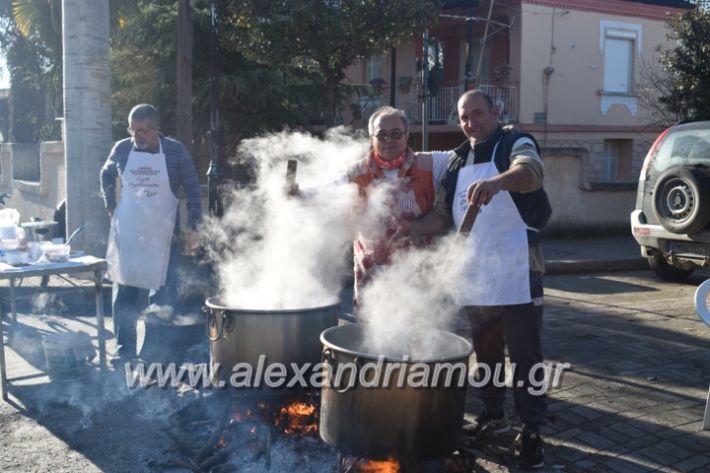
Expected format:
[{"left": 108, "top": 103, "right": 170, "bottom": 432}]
[
  {"left": 465, "top": 272, "right": 547, "bottom": 427},
  {"left": 112, "top": 240, "right": 180, "bottom": 357}
]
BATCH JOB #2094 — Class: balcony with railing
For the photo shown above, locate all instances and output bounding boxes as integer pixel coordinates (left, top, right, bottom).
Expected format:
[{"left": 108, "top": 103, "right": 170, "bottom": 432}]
[{"left": 403, "top": 81, "right": 518, "bottom": 125}]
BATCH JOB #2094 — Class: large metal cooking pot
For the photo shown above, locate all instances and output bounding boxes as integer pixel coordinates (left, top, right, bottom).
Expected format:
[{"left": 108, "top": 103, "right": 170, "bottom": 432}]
[
  {"left": 204, "top": 296, "right": 340, "bottom": 387},
  {"left": 141, "top": 311, "right": 204, "bottom": 365},
  {"left": 20, "top": 220, "right": 58, "bottom": 242},
  {"left": 319, "top": 324, "right": 472, "bottom": 461}
]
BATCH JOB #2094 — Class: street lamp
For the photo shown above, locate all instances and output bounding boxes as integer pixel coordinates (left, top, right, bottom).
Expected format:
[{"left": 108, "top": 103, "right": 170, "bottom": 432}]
[{"left": 207, "top": 0, "right": 223, "bottom": 217}]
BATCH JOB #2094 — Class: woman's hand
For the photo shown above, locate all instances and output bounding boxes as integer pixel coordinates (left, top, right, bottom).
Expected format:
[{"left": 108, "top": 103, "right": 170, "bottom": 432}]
[
  {"left": 284, "top": 182, "right": 300, "bottom": 198},
  {"left": 183, "top": 231, "right": 199, "bottom": 256}
]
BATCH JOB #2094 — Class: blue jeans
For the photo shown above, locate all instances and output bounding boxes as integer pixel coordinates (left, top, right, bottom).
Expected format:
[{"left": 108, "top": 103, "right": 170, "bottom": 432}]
[{"left": 112, "top": 240, "right": 180, "bottom": 357}]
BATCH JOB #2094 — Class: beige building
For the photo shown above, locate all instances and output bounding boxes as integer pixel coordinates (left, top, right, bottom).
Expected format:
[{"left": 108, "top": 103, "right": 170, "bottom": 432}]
[
  {"left": 0, "top": 1, "right": 694, "bottom": 235},
  {"left": 344, "top": 0, "right": 693, "bottom": 233}
]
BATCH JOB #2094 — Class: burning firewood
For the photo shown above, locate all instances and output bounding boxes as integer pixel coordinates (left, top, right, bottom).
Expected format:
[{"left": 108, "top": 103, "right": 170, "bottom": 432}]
[
  {"left": 209, "top": 466, "right": 232, "bottom": 473},
  {"left": 193, "top": 407, "right": 231, "bottom": 464},
  {"left": 197, "top": 447, "right": 234, "bottom": 471},
  {"left": 172, "top": 459, "right": 201, "bottom": 472}
]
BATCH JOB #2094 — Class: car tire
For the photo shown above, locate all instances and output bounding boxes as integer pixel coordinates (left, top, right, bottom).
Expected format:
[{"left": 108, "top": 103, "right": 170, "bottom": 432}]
[
  {"left": 648, "top": 253, "right": 694, "bottom": 282},
  {"left": 652, "top": 168, "right": 710, "bottom": 234}
]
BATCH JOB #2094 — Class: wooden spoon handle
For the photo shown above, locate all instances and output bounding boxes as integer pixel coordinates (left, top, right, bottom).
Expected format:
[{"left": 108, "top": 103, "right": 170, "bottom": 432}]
[
  {"left": 286, "top": 159, "right": 298, "bottom": 186},
  {"left": 458, "top": 204, "right": 481, "bottom": 237}
]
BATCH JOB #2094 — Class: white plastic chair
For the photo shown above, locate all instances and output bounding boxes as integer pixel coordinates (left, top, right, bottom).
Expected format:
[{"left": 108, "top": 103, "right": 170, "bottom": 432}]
[{"left": 693, "top": 279, "right": 710, "bottom": 430}]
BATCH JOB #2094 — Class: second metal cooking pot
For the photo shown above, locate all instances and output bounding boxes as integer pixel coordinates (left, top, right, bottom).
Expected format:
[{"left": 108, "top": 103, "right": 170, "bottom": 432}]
[
  {"left": 20, "top": 220, "right": 58, "bottom": 242},
  {"left": 204, "top": 296, "right": 340, "bottom": 387},
  {"left": 319, "top": 324, "right": 473, "bottom": 461},
  {"left": 141, "top": 311, "right": 204, "bottom": 365}
]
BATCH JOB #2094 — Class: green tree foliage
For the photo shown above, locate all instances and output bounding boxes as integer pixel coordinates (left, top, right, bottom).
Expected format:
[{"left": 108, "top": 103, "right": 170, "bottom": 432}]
[
  {"left": 5, "top": 35, "right": 44, "bottom": 142},
  {"left": 1, "top": 0, "right": 440, "bottom": 155},
  {"left": 0, "top": 0, "right": 62, "bottom": 142},
  {"left": 225, "top": 0, "right": 441, "bottom": 125},
  {"left": 110, "top": 1, "right": 180, "bottom": 139},
  {"left": 659, "top": 7, "right": 710, "bottom": 121},
  {"left": 110, "top": 0, "right": 330, "bottom": 169}
]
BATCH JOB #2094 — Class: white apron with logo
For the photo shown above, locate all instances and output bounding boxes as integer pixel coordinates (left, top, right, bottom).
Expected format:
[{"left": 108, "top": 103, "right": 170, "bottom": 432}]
[
  {"left": 452, "top": 145, "right": 531, "bottom": 306},
  {"left": 106, "top": 141, "right": 179, "bottom": 290}
]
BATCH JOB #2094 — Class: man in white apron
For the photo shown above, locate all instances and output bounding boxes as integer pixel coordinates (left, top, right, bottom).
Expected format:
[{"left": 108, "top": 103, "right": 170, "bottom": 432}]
[
  {"left": 445, "top": 90, "right": 549, "bottom": 470},
  {"left": 100, "top": 104, "right": 202, "bottom": 363}
]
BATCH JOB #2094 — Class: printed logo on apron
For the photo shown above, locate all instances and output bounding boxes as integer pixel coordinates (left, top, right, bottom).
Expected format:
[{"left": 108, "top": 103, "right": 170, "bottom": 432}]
[
  {"left": 451, "top": 144, "right": 531, "bottom": 306},
  {"left": 106, "top": 140, "right": 179, "bottom": 290}
]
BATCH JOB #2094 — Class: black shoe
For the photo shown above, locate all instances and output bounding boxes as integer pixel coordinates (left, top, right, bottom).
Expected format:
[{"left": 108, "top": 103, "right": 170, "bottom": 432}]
[
  {"left": 108, "top": 351, "right": 137, "bottom": 368},
  {"left": 464, "top": 410, "right": 510, "bottom": 438},
  {"left": 518, "top": 430, "right": 544, "bottom": 470}
]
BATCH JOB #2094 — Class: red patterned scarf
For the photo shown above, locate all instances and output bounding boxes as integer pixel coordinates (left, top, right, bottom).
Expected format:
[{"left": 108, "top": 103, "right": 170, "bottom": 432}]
[{"left": 370, "top": 150, "right": 407, "bottom": 170}]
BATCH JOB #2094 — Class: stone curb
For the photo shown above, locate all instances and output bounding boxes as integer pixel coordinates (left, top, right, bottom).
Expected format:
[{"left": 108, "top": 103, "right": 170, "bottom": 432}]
[
  {"left": 1, "top": 258, "right": 651, "bottom": 291},
  {"left": 545, "top": 257, "right": 648, "bottom": 275}
]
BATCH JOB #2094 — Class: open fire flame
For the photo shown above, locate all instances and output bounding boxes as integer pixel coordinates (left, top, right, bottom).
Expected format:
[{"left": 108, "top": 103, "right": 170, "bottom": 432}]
[
  {"left": 230, "top": 406, "right": 256, "bottom": 423},
  {"left": 180, "top": 397, "right": 410, "bottom": 473},
  {"left": 274, "top": 400, "right": 319, "bottom": 435},
  {"left": 356, "top": 458, "right": 400, "bottom": 473},
  {"left": 228, "top": 398, "right": 319, "bottom": 436}
]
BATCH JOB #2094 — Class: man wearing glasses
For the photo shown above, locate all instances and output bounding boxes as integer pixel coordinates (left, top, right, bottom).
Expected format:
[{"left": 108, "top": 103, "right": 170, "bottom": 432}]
[
  {"left": 100, "top": 103, "right": 202, "bottom": 364},
  {"left": 343, "top": 106, "right": 450, "bottom": 308}
]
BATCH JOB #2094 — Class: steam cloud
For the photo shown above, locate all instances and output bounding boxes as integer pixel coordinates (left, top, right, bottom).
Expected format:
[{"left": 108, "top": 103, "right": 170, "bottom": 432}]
[
  {"left": 358, "top": 234, "right": 468, "bottom": 360},
  {"left": 202, "top": 128, "right": 470, "bottom": 359},
  {"left": 202, "top": 128, "right": 367, "bottom": 310}
]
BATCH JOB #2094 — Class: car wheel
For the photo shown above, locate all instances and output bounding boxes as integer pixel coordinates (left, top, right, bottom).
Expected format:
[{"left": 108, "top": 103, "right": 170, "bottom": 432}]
[
  {"left": 648, "top": 254, "right": 694, "bottom": 282},
  {"left": 652, "top": 168, "right": 710, "bottom": 234}
]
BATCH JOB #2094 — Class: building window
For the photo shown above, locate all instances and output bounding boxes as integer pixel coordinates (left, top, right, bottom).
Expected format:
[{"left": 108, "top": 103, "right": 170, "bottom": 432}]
[
  {"left": 599, "top": 21, "right": 641, "bottom": 115},
  {"left": 603, "top": 36, "right": 633, "bottom": 94},
  {"left": 366, "top": 54, "right": 384, "bottom": 83},
  {"left": 601, "top": 139, "right": 633, "bottom": 182},
  {"left": 460, "top": 40, "right": 489, "bottom": 82}
]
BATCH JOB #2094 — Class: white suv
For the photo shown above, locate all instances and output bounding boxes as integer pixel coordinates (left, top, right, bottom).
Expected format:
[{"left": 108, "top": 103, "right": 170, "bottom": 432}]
[{"left": 631, "top": 120, "right": 710, "bottom": 282}]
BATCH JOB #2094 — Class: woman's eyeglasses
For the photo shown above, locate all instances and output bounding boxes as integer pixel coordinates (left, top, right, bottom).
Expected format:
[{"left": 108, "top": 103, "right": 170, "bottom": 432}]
[{"left": 373, "top": 129, "right": 405, "bottom": 141}]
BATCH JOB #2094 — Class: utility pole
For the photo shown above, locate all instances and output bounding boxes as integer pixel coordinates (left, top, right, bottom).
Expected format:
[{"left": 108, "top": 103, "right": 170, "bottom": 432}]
[
  {"left": 464, "top": 16, "right": 474, "bottom": 89},
  {"left": 61, "top": 0, "right": 111, "bottom": 257},
  {"left": 421, "top": 30, "right": 429, "bottom": 152},
  {"left": 389, "top": 47, "right": 396, "bottom": 107},
  {"left": 207, "top": 0, "right": 222, "bottom": 217},
  {"left": 474, "top": 0, "right": 494, "bottom": 81},
  {"left": 176, "top": 0, "right": 193, "bottom": 153}
]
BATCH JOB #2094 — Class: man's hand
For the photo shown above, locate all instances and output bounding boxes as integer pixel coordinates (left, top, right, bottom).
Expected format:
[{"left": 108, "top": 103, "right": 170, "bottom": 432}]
[
  {"left": 467, "top": 177, "right": 503, "bottom": 207},
  {"left": 183, "top": 231, "right": 199, "bottom": 256},
  {"left": 467, "top": 164, "right": 536, "bottom": 207}
]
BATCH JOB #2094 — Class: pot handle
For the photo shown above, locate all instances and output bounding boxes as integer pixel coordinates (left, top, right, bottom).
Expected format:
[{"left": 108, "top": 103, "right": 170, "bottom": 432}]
[
  {"left": 204, "top": 307, "right": 226, "bottom": 341},
  {"left": 335, "top": 356, "right": 360, "bottom": 394},
  {"left": 339, "top": 312, "right": 359, "bottom": 324},
  {"left": 322, "top": 348, "right": 359, "bottom": 394}
]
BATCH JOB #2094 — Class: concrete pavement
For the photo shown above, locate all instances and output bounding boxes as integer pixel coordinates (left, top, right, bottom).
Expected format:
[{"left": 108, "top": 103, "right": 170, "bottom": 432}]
[
  {"left": 454, "top": 269, "right": 710, "bottom": 473},
  {"left": 1, "top": 234, "right": 709, "bottom": 473},
  {"left": 543, "top": 234, "right": 648, "bottom": 275}
]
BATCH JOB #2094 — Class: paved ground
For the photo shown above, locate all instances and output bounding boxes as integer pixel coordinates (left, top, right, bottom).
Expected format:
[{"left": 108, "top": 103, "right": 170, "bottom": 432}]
[
  {"left": 542, "top": 271, "right": 710, "bottom": 473},
  {"left": 0, "top": 234, "right": 709, "bottom": 472},
  {"left": 544, "top": 234, "right": 647, "bottom": 275},
  {"left": 456, "top": 269, "right": 710, "bottom": 473}
]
